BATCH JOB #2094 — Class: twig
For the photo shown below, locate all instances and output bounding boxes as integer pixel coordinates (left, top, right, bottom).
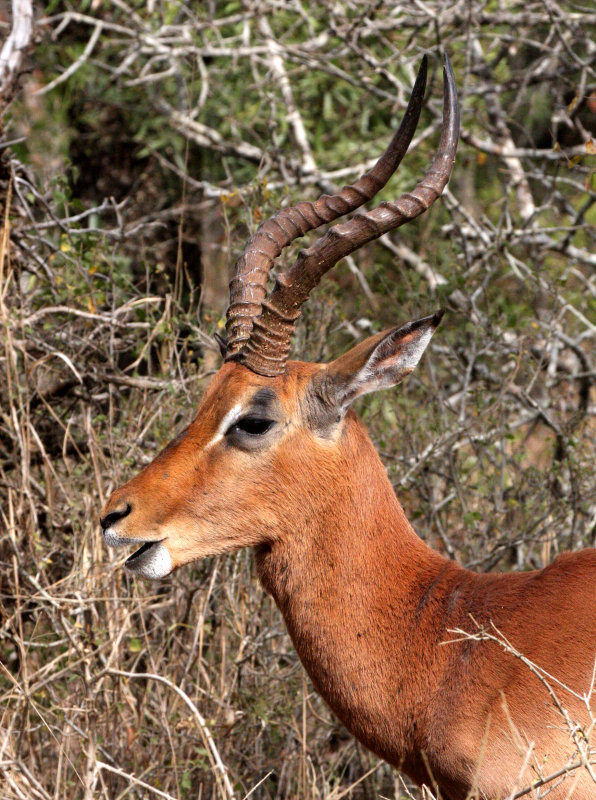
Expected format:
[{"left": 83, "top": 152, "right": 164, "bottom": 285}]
[
  {"left": 0, "top": 0, "right": 33, "bottom": 101},
  {"left": 104, "top": 669, "right": 236, "bottom": 800},
  {"left": 96, "top": 762, "right": 179, "bottom": 800},
  {"left": 36, "top": 22, "right": 103, "bottom": 95}
]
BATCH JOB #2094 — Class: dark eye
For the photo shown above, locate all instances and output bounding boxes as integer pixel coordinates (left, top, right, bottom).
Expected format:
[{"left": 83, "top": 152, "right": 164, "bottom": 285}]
[{"left": 232, "top": 417, "right": 274, "bottom": 436}]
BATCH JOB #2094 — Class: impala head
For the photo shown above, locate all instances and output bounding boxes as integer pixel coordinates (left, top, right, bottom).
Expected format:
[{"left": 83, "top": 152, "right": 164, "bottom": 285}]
[{"left": 101, "top": 54, "right": 459, "bottom": 579}]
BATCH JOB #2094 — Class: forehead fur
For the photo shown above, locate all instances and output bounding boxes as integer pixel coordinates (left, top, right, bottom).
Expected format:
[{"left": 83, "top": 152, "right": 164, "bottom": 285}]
[{"left": 194, "top": 360, "right": 324, "bottom": 426}]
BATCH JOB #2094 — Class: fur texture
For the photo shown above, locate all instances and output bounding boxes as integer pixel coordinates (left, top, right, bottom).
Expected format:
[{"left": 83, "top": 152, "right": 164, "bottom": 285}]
[{"left": 101, "top": 331, "right": 596, "bottom": 799}]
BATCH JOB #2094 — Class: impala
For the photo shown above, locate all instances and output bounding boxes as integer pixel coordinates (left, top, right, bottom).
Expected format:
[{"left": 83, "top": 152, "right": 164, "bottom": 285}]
[{"left": 101, "top": 56, "right": 596, "bottom": 799}]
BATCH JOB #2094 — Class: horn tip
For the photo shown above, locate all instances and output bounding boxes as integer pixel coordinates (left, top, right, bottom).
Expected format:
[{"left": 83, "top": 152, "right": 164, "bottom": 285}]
[
  {"left": 442, "top": 52, "right": 456, "bottom": 87},
  {"left": 414, "top": 54, "right": 428, "bottom": 92}
]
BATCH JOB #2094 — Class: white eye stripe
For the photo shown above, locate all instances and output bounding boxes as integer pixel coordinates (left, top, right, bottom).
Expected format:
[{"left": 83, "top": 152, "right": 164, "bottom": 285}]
[{"left": 203, "top": 404, "right": 243, "bottom": 452}]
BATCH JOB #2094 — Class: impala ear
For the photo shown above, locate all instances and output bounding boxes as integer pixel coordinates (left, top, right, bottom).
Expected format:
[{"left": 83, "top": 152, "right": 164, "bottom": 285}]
[{"left": 321, "top": 310, "right": 444, "bottom": 412}]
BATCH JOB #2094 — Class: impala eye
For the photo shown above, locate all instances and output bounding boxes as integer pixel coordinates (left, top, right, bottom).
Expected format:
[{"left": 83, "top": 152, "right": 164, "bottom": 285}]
[{"left": 231, "top": 417, "right": 274, "bottom": 436}]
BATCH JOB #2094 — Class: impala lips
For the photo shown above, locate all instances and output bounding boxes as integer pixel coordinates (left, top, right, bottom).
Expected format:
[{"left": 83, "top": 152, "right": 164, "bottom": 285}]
[
  {"left": 102, "top": 528, "right": 172, "bottom": 578},
  {"left": 125, "top": 539, "right": 164, "bottom": 566},
  {"left": 102, "top": 528, "right": 150, "bottom": 548},
  {"left": 124, "top": 538, "right": 172, "bottom": 579}
]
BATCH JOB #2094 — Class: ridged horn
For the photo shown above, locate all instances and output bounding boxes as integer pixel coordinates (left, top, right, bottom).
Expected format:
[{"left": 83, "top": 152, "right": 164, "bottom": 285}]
[
  {"left": 225, "top": 55, "right": 429, "bottom": 359},
  {"left": 228, "top": 54, "right": 459, "bottom": 377}
]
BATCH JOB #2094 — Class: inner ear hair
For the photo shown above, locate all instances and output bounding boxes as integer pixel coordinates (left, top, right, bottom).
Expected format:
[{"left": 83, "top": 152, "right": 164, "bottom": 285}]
[{"left": 325, "top": 311, "right": 444, "bottom": 412}]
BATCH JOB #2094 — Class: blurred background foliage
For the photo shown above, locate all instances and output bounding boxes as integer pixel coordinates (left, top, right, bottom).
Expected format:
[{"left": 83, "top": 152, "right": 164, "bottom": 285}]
[{"left": 1, "top": 1, "right": 595, "bottom": 798}]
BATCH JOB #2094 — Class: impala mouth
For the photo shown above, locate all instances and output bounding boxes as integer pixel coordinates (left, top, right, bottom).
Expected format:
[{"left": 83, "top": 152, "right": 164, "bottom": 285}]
[
  {"left": 102, "top": 528, "right": 172, "bottom": 579},
  {"left": 125, "top": 539, "right": 163, "bottom": 567},
  {"left": 123, "top": 538, "right": 171, "bottom": 579}
]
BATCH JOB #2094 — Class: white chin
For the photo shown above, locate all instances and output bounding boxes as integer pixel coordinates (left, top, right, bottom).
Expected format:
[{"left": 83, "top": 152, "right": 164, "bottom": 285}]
[{"left": 125, "top": 542, "right": 172, "bottom": 579}]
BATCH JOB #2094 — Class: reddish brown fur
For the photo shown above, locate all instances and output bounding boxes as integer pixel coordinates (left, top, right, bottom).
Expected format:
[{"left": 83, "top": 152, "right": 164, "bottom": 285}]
[{"left": 102, "top": 360, "right": 596, "bottom": 799}]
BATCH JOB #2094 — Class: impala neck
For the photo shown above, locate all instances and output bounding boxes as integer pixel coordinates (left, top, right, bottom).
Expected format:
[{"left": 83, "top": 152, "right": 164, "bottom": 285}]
[{"left": 255, "top": 415, "right": 455, "bottom": 775}]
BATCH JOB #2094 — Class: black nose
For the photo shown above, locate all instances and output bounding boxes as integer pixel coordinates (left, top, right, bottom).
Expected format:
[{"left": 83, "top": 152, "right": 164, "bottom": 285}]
[{"left": 100, "top": 502, "right": 132, "bottom": 530}]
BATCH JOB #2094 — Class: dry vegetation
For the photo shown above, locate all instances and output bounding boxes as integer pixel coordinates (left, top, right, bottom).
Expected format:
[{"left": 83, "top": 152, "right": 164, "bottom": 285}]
[{"left": 1, "top": 1, "right": 595, "bottom": 798}]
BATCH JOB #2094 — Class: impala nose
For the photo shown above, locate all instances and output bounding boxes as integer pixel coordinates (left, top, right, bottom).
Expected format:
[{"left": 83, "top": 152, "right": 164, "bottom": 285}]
[{"left": 100, "top": 502, "right": 132, "bottom": 531}]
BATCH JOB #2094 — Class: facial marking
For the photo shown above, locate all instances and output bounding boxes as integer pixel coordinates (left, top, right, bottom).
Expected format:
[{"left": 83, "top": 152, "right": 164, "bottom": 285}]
[
  {"left": 203, "top": 403, "right": 243, "bottom": 452},
  {"left": 302, "top": 375, "right": 343, "bottom": 440},
  {"left": 250, "top": 387, "right": 277, "bottom": 414}
]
